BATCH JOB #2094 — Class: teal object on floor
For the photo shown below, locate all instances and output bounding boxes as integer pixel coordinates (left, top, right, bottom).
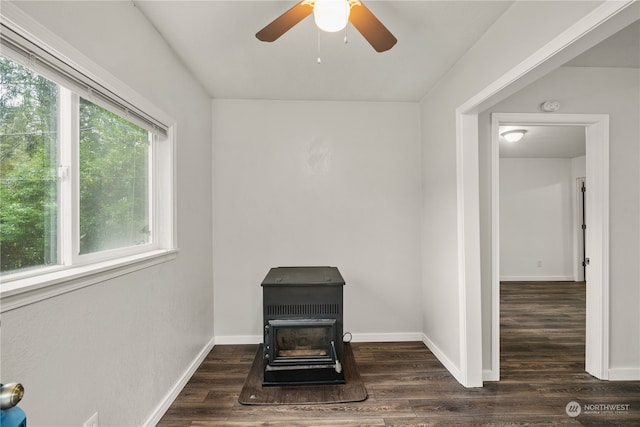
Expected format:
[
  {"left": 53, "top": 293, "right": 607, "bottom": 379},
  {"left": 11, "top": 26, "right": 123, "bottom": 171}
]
[{"left": 0, "top": 406, "right": 27, "bottom": 427}]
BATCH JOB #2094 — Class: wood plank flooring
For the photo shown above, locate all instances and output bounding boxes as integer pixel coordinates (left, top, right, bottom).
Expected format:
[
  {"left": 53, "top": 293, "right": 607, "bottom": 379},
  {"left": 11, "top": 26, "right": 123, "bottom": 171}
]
[{"left": 158, "top": 281, "right": 640, "bottom": 426}]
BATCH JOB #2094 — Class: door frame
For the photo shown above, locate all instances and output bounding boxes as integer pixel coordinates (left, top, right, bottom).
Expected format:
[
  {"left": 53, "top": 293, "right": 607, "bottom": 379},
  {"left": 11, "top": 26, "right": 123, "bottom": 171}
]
[
  {"left": 489, "top": 113, "right": 610, "bottom": 381},
  {"left": 454, "top": 0, "right": 637, "bottom": 387}
]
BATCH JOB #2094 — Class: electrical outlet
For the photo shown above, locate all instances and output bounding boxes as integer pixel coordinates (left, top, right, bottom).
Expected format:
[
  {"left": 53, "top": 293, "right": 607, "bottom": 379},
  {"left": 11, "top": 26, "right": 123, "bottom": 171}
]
[
  {"left": 83, "top": 412, "right": 99, "bottom": 427},
  {"left": 537, "top": 260, "right": 543, "bottom": 268}
]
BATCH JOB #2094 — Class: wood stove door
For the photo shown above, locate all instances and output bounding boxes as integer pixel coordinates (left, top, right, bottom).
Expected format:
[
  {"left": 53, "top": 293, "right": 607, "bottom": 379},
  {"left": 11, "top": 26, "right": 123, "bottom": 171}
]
[{"left": 264, "top": 319, "right": 337, "bottom": 366}]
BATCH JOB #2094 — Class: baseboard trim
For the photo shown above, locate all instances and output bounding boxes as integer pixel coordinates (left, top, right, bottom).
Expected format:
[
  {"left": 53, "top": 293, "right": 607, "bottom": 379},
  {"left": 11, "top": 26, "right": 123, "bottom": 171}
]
[
  {"left": 350, "top": 332, "right": 424, "bottom": 342},
  {"left": 142, "top": 336, "right": 215, "bottom": 427},
  {"left": 214, "top": 335, "right": 262, "bottom": 345},
  {"left": 500, "top": 276, "right": 575, "bottom": 282},
  {"left": 482, "top": 365, "right": 640, "bottom": 382},
  {"left": 213, "top": 332, "right": 424, "bottom": 345},
  {"left": 422, "top": 333, "right": 463, "bottom": 385},
  {"left": 483, "top": 368, "right": 498, "bottom": 382},
  {"left": 608, "top": 367, "right": 640, "bottom": 381}
]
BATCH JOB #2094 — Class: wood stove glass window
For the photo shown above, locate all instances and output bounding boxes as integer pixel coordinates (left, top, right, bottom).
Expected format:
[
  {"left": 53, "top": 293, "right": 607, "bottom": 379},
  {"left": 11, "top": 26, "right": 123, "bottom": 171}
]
[{"left": 269, "top": 319, "right": 336, "bottom": 364}]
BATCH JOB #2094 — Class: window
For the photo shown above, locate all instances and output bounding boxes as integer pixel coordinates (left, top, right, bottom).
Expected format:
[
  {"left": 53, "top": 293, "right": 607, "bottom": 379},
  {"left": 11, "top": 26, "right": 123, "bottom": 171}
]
[
  {"left": 0, "top": 17, "right": 175, "bottom": 301},
  {"left": 0, "top": 57, "right": 59, "bottom": 272},
  {"left": 78, "top": 98, "right": 151, "bottom": 255}
]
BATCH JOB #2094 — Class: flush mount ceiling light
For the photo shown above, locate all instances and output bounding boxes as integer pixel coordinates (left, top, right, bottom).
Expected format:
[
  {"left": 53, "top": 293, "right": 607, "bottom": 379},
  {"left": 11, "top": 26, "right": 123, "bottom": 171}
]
[
  {"left": 256, "top": 0, "right": 397, "bottom": 52},
  {"left": 501, "top": 129, "right": 527, "bottom": 143}
]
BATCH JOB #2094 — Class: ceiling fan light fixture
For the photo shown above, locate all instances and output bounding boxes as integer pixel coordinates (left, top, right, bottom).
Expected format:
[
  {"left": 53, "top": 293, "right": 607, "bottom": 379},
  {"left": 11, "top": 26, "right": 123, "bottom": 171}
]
[
  {"left": 501, "top": 129, "right": 527, "bottom": 143},
  {"left": 314, "top": 0, "right": 351, "bottom": 32},
  {"left": 255, "top": 0, "right": 395, "bottom": 52}
]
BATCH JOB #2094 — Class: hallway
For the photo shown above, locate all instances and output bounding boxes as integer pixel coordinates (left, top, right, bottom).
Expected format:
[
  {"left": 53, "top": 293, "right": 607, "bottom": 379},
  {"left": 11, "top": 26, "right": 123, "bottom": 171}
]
[{"left": 500, "top": 281, "right": 586, "bottom": 380}]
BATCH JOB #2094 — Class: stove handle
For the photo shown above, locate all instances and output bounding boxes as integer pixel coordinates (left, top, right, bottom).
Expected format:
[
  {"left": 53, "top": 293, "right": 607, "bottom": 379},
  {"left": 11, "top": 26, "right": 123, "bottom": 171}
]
[{"left": 331, "top": 340, "right": 342, "bottom": 374}]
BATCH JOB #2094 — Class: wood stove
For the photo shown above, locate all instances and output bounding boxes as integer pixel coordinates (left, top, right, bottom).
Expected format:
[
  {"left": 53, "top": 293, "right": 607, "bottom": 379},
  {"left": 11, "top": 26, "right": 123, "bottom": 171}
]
[{"left": 261, "top": 266, "right": 345, "bottom": 386}]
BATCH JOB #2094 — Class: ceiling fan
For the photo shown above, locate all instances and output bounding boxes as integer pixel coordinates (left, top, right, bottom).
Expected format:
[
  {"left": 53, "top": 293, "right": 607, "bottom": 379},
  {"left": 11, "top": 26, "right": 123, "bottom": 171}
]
[{"left": 256, "top": 0, "right": 397, "bottom": 52}]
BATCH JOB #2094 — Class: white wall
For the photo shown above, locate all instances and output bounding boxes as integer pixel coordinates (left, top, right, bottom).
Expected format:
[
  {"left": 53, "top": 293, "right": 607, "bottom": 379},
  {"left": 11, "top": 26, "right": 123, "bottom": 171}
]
[
  {"left": 419, "top": 0, "right": 605, "bottom": 385},
  {"left": 212, "top": 100, "right": 422, "bottom": 341},
  {"left": 480, "top": 66, "right": 640, "bottom": 374},
  {"left": 1, "top": 2, "right": 213, "bottom": 425},
  {"left": 499, "top": 158, "right": 574, "bottom": 281}
]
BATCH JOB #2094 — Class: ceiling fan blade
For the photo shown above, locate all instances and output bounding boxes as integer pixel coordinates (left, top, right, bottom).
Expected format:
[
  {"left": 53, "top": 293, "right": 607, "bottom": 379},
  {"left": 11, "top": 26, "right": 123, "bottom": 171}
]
[
  {"left": 256, "top": 2, "right": 314, "bottom": 42},
  {"left": 349, "top": 1, "right": 397, "bottom": 52}
]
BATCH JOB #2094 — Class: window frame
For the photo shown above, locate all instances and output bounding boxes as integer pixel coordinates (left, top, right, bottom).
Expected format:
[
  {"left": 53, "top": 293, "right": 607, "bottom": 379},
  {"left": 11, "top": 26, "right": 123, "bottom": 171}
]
[
  {"left": 73, "top": 91, "right": 157, "bottom": 264},
  {"left": 0, "top": 4, "right": 177, "bottom": 312}
]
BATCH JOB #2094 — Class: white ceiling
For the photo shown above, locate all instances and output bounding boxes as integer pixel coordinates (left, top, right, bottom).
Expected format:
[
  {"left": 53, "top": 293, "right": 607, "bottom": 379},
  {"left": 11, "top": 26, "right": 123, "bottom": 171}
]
[
  {"left": 565, "top": 20, "right": 640, "bottom": 68},
  {"left": 134, "top": 1, "right": 638, "bottom": 158},
  {"left": 134, "top": 0, "right": 513, "bottom": 101}
]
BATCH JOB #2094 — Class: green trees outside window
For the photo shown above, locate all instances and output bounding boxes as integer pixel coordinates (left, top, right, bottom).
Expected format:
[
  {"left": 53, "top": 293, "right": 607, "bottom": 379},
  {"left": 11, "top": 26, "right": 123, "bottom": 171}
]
[
  {"left": 79, "top": 99, "right": 150, "bottom": 255},
  {"left": 1, "top": 55, "right": 151, "bottom": 274},
  {"left": 0, "top": 56, "right": 58, "bottom": 272}
]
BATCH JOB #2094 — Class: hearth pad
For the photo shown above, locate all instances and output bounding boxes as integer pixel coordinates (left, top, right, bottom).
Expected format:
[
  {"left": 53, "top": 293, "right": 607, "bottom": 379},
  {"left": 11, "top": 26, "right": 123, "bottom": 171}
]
[{"left": 238, "top": 343, "right": 368, "bottom": 405}]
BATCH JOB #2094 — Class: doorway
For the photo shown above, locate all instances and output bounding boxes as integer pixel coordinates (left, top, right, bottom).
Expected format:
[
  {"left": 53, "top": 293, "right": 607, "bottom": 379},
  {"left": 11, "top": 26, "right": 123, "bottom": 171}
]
[
  {"left": 489, "top": 113, "right": 610, "bottom": 381},
  {"left": 455, "top": 2, "right": 637, "bottom": 387},
  {"left": 496, "top": 121, "right": 587, "bottom": 380}
]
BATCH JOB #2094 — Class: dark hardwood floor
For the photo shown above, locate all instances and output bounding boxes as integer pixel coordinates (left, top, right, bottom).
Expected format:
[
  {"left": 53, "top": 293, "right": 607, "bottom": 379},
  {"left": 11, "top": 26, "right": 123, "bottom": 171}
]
[{"left": 158, "top": 281, "right": 640, "bottom": 426}]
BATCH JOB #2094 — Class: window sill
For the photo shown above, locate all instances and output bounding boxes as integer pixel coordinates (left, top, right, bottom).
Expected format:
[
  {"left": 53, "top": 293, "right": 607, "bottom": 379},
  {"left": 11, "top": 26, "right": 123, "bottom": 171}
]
[{"left": 0, "top": 249, "right": 178, "bottom": 313}]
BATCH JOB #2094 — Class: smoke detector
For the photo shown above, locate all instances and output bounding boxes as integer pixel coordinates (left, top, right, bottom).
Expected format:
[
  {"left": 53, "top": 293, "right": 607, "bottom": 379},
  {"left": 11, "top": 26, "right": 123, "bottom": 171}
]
[{"left": 540, "top": 100, "right": 560, "bottom": 112}]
